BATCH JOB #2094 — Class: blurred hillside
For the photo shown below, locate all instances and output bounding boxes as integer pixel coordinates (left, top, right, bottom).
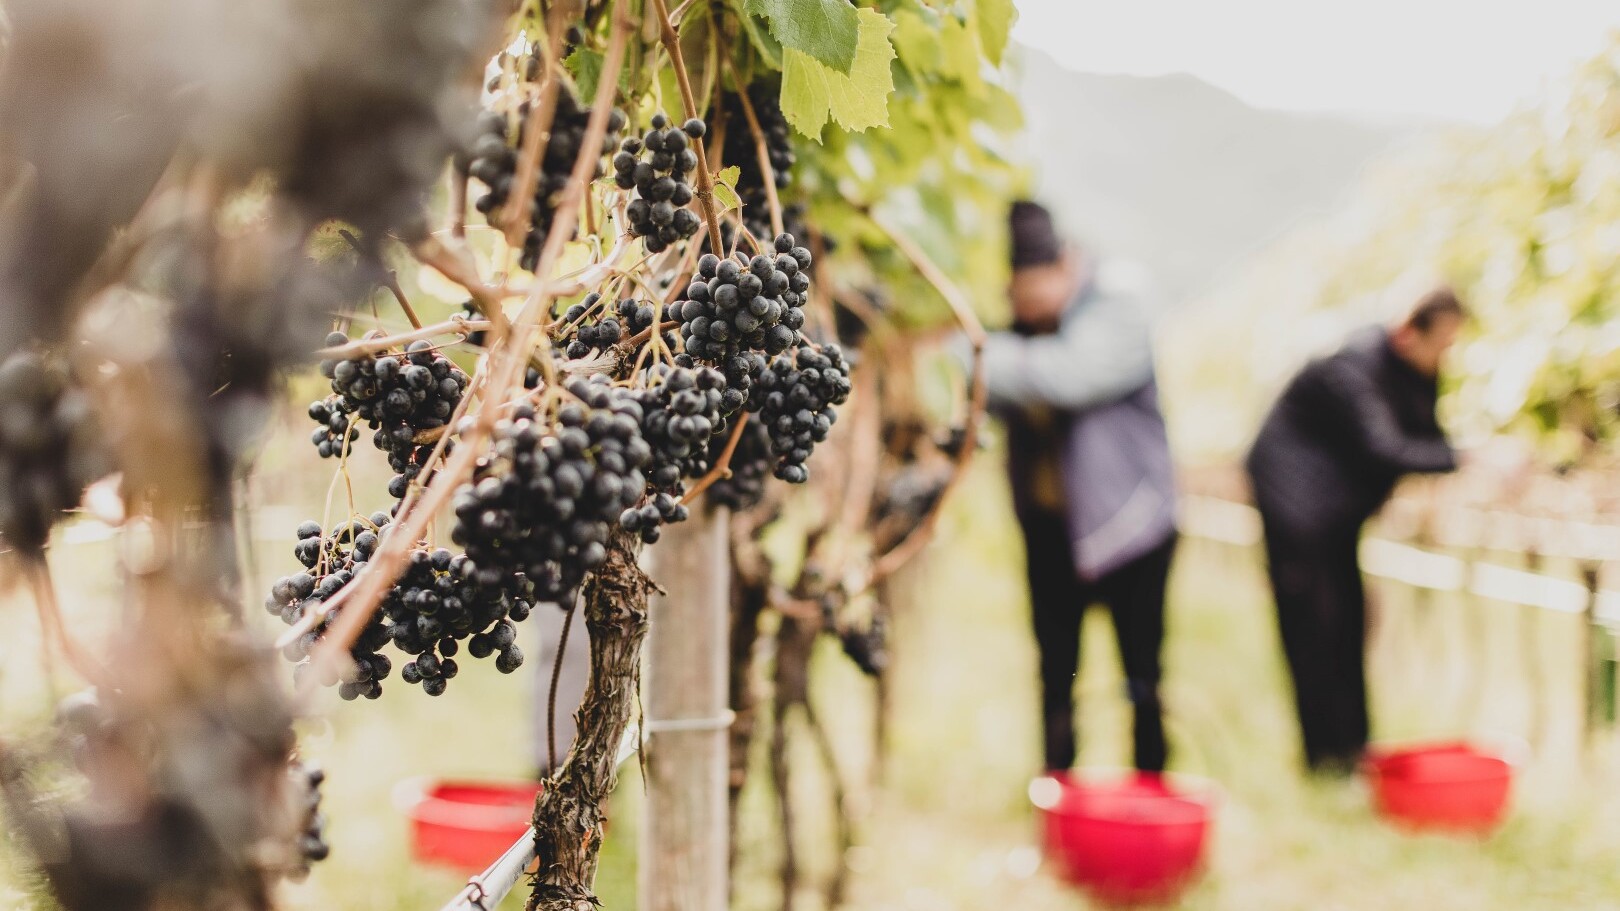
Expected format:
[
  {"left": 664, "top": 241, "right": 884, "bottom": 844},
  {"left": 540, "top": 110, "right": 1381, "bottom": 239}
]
[
  {"left": 1156, "top": 36, "right": 1620, "bottom": 464},
  {"left": 1014, "top": 47, "right": 1442, "bottom": 303}
]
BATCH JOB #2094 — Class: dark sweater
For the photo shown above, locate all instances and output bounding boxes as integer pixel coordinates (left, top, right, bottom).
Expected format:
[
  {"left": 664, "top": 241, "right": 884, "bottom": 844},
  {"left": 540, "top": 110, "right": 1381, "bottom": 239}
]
[{"left": 1245, "top": 325, "right": 1455, "bottom": 535}]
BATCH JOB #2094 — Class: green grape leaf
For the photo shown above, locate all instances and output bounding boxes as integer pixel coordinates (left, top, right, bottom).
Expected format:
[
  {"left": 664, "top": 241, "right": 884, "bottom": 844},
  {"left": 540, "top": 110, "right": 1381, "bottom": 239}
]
[
  {"left": 565, "top": 47, "right": 630, "bottom": 102},
  {"left": 779, "top": 8, "right": 896, "bottom": 140},
  {"left": 743, "top": 0, "right": 860, "bottom": 73},
  {"left": 891, "top": 8, "right": 941, "bottom": 77},
  {"left": 656, "top": 66, "right": 684, "bottom": 124},
  {"left": 974, "top": 0, "right": 1017, "bottom": 66},
  {"left": 938, "top": 14, "right": 981, "bottom": 87},
  {"left": 730, "top": 3, "right": 784, "bottom": 70}
]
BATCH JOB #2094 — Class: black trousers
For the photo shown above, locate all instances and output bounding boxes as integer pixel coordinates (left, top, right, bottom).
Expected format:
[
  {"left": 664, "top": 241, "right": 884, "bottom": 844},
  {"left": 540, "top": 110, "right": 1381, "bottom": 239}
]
[
  {"left": 1022, "top": 509, "right": 1174, "bottom": 773},
  {"left": 1257, "top": 512, "right": 1369, "bottom": 772}
]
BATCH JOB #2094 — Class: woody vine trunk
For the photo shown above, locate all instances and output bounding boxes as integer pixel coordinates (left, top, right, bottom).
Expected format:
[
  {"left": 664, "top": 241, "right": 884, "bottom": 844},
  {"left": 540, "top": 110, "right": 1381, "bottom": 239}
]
[{"left": 527, "top": 528, "right": 655, "bottom": 911}]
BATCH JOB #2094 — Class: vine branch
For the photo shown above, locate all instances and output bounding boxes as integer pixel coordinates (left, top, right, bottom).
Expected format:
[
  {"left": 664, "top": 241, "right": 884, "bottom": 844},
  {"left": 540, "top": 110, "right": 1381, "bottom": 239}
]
[
  {"left": 680, "top": 411, "right": 750, "bottom": 505},
  {"left": 547, "top": 601, "right": 578, "bottom": 774},
  {"left": 726, "top": 59, "right": 785, "bottom": 238},
  {"left": 861, "top": 213, "right": 987, "bottom": 587},
  {"left": 317, "top": 318, "right": 491, "bottom": 359},
  {"left": 340, "top": 229, "right": 422, "bottom": 329},
  {"left": 412, "top": 235, "right": 510, "bottom": 331}
]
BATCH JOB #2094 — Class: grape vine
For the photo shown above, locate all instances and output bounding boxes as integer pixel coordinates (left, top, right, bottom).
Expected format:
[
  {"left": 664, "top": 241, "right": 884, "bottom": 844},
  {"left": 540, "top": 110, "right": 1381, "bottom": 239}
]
[{"left": 0, "top": 0, "right": 1022, "bottom": 908}]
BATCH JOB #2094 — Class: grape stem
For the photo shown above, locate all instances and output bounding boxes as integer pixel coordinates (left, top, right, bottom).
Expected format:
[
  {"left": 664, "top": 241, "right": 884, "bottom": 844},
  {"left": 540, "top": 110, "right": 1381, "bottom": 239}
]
[
  {"left": 525, "top": 202, "right": 640, "bottom": 299},
  {"left": 316, "top": 318, "right": 492, "bottom": 359},
  {"left": 724, "top": 58, "right": 786, "bottom": 239},
  {"left": 339, "top": 229, "right": 423, "bottom": 329},
  {"left": 679, "top": 411, "right": 751, "bottom": 505},
  {"left": 412, "top": 235, "right": 510, "bottom": 331},
  {"left": 623, "top": 320, "right": 679, "bottom": 349},
  {"left": 649, "top": 0, "right": 726, "bottom": 254},
  {"left": 547, "top": 600, "right": 578, "bottom": 774},
  {"left": 828, "top": 363, "right": 884, "bottom": 565}
]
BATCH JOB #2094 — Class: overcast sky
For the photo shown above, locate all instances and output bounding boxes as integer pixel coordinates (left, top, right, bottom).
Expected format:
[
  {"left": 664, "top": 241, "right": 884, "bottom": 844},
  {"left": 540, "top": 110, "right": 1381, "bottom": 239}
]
[{"left": 1011, "top": 0, "right": 1620, "bottom": 123}]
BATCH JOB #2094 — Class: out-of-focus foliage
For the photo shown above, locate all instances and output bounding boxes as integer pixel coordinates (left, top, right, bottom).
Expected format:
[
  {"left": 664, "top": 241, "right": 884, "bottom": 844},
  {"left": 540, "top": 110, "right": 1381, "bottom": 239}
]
[
  {"left": 741, "top": 0, "right": 1026, "bottom": 327},
  {"left": 554, "top": 0, "right": 1024, "bottom": 330},
  {"left": 1162, "top": 36, "right": 1620, "bottom": 466}
]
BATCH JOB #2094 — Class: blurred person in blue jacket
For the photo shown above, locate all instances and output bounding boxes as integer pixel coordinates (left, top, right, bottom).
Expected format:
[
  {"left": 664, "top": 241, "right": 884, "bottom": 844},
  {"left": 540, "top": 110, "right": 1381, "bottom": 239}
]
[
  {"left": 1245, "top": 289, "right": 1464, "bottom": 774},
  {"left": 971, "top": 200, "right": 1178, "bottom": 774}
]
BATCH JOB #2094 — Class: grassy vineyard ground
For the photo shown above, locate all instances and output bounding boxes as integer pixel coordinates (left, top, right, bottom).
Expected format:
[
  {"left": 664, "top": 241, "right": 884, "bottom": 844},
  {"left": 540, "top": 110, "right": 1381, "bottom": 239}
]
[{"left": 4, "top": 457, "right": 1620, "bottom": 910}]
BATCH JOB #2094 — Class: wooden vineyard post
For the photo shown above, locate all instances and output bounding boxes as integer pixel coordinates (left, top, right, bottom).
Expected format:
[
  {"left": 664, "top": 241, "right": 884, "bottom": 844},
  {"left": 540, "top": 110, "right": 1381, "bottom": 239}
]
[
  {"left": 641, "top": 504, "right": 731, "bottom": 911},
  {"left": 1578, "top": 559, "right": 1620, "bottom": 753},
  {"left": 1521, "top": 546, "right": 1548, "bottom": 753}
]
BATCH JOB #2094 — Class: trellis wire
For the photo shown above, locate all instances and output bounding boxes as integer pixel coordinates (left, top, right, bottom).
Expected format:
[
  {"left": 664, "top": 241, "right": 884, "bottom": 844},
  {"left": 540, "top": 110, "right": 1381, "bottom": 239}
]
[{"left": 437, "top": 722, "right": 643, "bottom": 911}]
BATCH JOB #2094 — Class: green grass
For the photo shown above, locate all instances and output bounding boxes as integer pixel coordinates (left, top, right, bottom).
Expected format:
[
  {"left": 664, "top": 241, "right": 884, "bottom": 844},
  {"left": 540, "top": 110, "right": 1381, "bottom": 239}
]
[{"left": 4, "top": 453, "right": 1620, "bottom": 910}]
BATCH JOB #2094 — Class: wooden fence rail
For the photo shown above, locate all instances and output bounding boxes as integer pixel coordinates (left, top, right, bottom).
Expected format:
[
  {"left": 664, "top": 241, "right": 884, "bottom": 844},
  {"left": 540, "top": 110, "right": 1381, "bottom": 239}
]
[{"left": 1179, "top": 493, "right": 1620, "bottom": 743}]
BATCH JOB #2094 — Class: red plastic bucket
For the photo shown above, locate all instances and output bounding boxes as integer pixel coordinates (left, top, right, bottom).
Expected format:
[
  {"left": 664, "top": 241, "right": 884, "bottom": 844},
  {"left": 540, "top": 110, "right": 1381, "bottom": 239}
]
[
  {"left": 1031, "top": 771, "right": 1214, "bottom": 907},
  {"left": 1363, "top": 742, "right": 1511, "bottom": 835},
  {"left": 397, "top": 778, "right": 543, "bottom": 872}
]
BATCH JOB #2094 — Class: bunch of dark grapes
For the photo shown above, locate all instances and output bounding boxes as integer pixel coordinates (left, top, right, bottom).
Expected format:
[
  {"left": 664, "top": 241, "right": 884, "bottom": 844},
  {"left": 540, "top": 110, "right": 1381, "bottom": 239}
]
[
  {"left": 452, "top": 374, "right": 650, "bottom": 604},
  {"left": 838, "top": 615, "right": 888, "bottom": 677},
  {"left": 484, "top": 49, "right": 542, "bottom": 93},
  {"left": 466, "top": 616, "right": 524, "bottom": 672},
  {"left": 747, "top": 344, "right": 852, "bottom": 483},
  {"left": 616, "top": 364, "right": 727, "bottom": 542},
  {"left": 307, "top": 398, "right": 359, "bottom": 458},
  {"left": 614, "top": 114, "right": 705, "bottom": 252},
  {"left": 267, "top": 514, "right": 536, "bottom": 699},
  {"left": 833, "top": 283, "right": 881, "bottom": 349},
  {"left": 0, "top": 350, "right": 108, "bottom": 552},
  {"left": 268, "top": 514, "right": 395, "bottom": 701},
  {"left": 466, "top": 92, "right": 626, "bottom": 270},
  {"left": 672, "top": 233, "right": 812, "bottom": 405},
  {"left": 383, "top": 546, "right": 533, "bottom": 695},
  {"left": 874, "top": 465, "right": 950, "bottom": 527},
  {"left": 558, "top": 294, "right": 660, "bottom": 359},
  {"left": 287, "top": 760, "right": 329, "bottom": 880},
  {"left": 30, "top": 644, "right": 305, "bottom": 908},
  {"left": 312, "top": 332, "right": 467, "bottom": 482},
  {"left": 677, "top": 235, "right": 811, "bottom": 361},
  {"left": 937, "top": 425, "right": 975, "bottom": 458},
  {"left": 719, "top": 82, "right": 795, "bottom": 242},
  {"left": 703, "top": 418, "right": 773, "bottom": 511}
]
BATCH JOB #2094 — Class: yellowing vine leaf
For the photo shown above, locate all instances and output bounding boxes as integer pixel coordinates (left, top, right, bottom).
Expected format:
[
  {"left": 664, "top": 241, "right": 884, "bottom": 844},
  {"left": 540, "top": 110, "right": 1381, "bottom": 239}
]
[
  {"left": 779, "top": 7, "right": 896, "bottom": 140},
  {"left": 974, "top": 0, "right": 1017, "bottom": 66},
  {"left": 712, "top": 165, "right": 742, "bottom": 213}
]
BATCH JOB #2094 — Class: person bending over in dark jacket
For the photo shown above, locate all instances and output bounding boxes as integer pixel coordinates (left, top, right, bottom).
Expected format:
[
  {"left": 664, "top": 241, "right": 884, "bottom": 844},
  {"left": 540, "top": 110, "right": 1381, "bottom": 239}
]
[
  {"left": 1245, "top": 288, "right": 1465, "bottom": 774},
  {"left": 966, "top": 200, "right": 1178, "bottom": 774}
]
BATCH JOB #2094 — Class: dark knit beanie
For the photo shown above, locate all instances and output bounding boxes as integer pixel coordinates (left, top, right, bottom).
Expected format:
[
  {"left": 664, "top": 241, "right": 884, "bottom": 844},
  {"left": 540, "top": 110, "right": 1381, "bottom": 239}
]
[{"left": 1009, "top": 200, "right": 1061, "bottom": 270}]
